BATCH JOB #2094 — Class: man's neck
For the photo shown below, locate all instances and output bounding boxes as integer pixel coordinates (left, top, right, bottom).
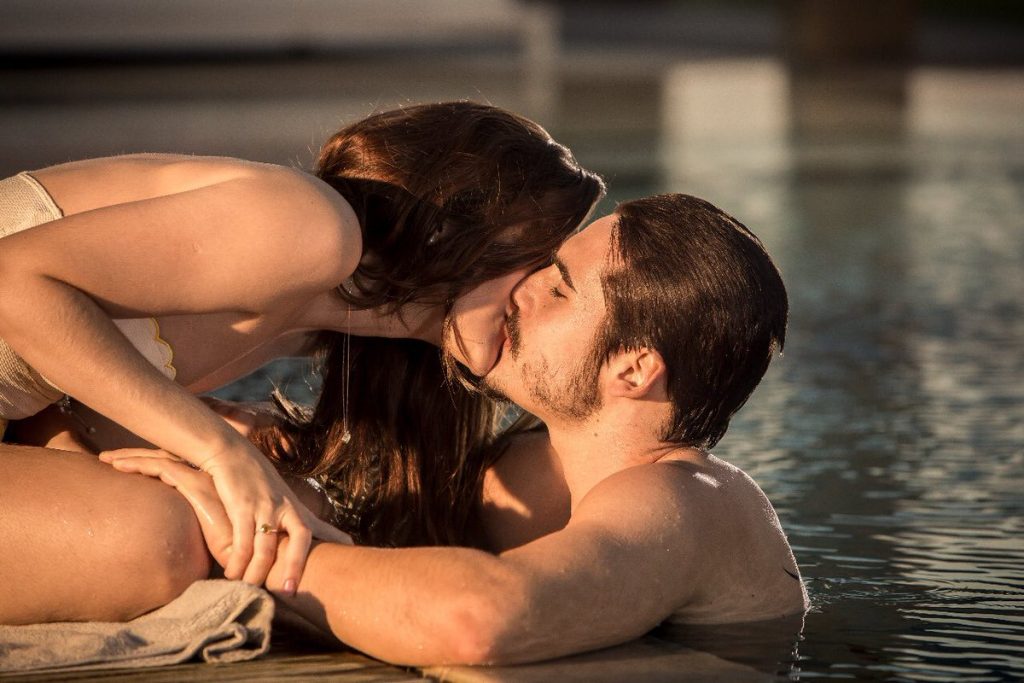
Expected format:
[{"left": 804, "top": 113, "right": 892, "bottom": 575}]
[{"left": 543, "top": 403, "right": 689, "bottom": 512}]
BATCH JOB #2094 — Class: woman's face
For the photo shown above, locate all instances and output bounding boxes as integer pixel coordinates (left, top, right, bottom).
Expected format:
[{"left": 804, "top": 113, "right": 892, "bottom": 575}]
[{"left": 443, "top": 269, "right": 529, "bottom": 377}]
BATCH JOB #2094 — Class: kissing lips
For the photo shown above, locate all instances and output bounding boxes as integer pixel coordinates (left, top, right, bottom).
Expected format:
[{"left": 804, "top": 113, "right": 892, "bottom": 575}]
[
  {"left": 487, "top": 323, "right": 508, "bottom": 375},
  {"left": 472, "top": 320, "right": 508, "bottom": 378}
]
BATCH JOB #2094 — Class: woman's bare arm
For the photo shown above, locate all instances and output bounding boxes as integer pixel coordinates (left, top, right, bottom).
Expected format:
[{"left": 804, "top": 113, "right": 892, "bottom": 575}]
[{"left": 0, "top": 166, "right": 358, "bottom": 589}]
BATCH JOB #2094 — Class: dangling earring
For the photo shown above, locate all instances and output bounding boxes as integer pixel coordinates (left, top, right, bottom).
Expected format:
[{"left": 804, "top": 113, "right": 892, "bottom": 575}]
[{"left": 340, "top": 304, "right": 352, "bottom": 444}]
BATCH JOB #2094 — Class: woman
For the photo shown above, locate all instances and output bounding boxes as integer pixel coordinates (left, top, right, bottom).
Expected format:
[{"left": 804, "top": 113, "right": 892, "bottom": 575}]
[{"left": 0, "top": 101, "right": 604, "bottom": 593}]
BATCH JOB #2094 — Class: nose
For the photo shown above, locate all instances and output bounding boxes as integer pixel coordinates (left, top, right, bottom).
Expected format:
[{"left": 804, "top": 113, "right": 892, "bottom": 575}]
[
  {"left": 467, "top": 268, "right": 529, "bottom": 319},
  {"left": 492, "top": 268, "right": 529, "bottom": 305},
  {"left": 510, "top": 266, "right": 546, "bottom": 313}
]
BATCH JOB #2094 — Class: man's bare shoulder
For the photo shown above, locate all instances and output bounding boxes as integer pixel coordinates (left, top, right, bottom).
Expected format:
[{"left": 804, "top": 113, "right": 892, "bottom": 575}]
[
  {"left": 572, "top": 455, "right": 723, "bottom": 539},
  {"left": 573, "top": 454, "right": 808, "bottom": 624},
  {"left": 576, "top": 454, "right": 773, "bottom": 520}
]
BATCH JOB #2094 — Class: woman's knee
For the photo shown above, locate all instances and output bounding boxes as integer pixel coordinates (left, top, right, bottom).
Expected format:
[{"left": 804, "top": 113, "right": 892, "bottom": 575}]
[
  {"left": 121, "top": 480, "right": 213, "bottom": 613},
  {"left": 0, "top": 447, "right": 212, "bottom": 623}
]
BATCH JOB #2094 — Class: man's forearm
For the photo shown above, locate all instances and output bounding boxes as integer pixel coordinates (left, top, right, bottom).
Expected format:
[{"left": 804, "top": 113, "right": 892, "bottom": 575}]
[
  {"left": 270, "top": 504, "right": 680, "bottom": 668},
  {"left": 274, "top": 541, "right": 524, "bottom": 666}
]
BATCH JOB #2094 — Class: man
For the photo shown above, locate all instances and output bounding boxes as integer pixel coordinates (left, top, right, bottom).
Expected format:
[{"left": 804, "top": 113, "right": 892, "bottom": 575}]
[{"left": 104, "top": 193, "right": 808, "bottom": 665}]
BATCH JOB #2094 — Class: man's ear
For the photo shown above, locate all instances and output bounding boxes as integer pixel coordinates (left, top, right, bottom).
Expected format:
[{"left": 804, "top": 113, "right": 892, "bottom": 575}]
[{"left": 605, "top": 348, "right": 667, "bottom": 399}]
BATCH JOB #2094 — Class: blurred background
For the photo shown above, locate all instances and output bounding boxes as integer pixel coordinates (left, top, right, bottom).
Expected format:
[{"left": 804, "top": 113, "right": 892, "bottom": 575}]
[
  {"left": 2, "top": 0, "right": 1023, "bottom": 200},
  {"left": 2, "top": 2, "right": 1022, "bottom": 681}
]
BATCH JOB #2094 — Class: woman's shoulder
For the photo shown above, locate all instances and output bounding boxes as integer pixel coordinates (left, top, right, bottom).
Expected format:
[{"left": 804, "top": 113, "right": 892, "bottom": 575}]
[
  {"left": 32, "top": 154, "right": 357, "bottom": 241},
  {"left": 28, "top": 154, "right": 361, "bottom": 287},
  {"left": 183, "top": 158, "right": 359, "bottom": 246},
  {"left": 33, "top": 153, "right": 252, "bottom": 190},
  {"left": 29, "top": 154, "right": 281, "bottom": 215},
  {"left": 32, "top": 154, "right": 346, "bottom": 214}
]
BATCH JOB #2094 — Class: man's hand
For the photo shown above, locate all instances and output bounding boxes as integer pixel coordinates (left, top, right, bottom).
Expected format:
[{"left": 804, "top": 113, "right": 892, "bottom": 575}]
[{"left": 99, "top": 448, "right": 351, "bottom": 594}]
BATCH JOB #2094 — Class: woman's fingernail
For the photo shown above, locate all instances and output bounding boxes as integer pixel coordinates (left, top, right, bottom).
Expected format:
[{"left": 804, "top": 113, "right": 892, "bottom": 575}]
[{"left": 284, "top": 579, "right": 297, "bottom": 595}]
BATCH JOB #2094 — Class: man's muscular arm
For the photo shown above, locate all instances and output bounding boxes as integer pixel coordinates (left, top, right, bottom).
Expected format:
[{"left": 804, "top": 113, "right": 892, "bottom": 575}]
[
  {"left": 109, "top": 452, "right": 700, "bottom": 666},
  {"left": 280, "top": 465, "right": 699, "bottom": 665}
]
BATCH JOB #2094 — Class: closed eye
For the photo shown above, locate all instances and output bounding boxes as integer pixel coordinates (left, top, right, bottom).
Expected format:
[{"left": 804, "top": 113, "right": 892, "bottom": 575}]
[{"left": 549, "top": 285, "right": 566, "bottom": 299}]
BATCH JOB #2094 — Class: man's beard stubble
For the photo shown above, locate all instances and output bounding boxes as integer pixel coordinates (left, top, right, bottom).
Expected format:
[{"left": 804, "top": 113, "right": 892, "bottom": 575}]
[{"left": 480, "top": 307, "right": 602, "bottom": 422}]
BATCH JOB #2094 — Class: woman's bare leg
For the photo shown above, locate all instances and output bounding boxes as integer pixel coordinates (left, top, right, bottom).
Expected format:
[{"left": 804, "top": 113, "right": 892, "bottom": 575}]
[{"left": 0, "top": 443, "right": 211, "bottom": 624}]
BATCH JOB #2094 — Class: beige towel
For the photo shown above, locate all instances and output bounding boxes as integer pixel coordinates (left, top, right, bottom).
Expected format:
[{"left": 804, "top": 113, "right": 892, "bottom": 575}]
[{"left": 0, "top": 580, "right": 273, "bottom": 673}]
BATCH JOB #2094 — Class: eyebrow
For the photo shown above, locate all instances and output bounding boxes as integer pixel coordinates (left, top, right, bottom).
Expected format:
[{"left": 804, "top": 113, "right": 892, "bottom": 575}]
[{"left": 553, "top": 256, "right": 576, "bottom": 293}]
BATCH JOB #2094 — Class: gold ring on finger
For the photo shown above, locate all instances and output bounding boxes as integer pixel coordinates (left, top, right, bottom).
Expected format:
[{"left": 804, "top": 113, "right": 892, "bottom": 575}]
[{"left": 257, "top": 523, "right": 280, "bottom": 535}]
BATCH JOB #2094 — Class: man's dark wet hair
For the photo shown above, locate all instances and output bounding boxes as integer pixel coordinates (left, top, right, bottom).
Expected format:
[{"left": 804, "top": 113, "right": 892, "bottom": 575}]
[{"left": 598, "top": 194, "right": 788, "bottom": 449}]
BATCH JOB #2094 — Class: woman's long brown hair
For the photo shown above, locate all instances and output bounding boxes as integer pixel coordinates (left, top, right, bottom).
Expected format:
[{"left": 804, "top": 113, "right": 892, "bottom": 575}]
[{"left": 252, "top": 102, "right": 604, "bottom": 547}]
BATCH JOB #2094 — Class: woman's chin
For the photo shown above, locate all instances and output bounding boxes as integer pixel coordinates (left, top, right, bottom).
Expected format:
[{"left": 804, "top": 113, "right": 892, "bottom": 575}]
[
  {"left": 458, "top": 344, "right": 501, "bottom": 378},
  {"left": 485, "top": 344, "right": 504, "bottom": 376}
]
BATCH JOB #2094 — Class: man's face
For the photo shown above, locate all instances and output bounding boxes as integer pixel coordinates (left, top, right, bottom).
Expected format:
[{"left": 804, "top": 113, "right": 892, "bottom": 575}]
[{"left": 482, "top": 214, "right": 618, "bottom": 422}]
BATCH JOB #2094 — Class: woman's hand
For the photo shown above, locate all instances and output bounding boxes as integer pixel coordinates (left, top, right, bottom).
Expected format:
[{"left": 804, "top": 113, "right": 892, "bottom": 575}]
[
  {"left": 196, "top": 399, "right": 320, "bottom": 588},
  {"left": 99, "top": 447, "right": 350, "bottom": 593},
  {"left": 196, "top": 444, "right": 316, "bottom": 590}
]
